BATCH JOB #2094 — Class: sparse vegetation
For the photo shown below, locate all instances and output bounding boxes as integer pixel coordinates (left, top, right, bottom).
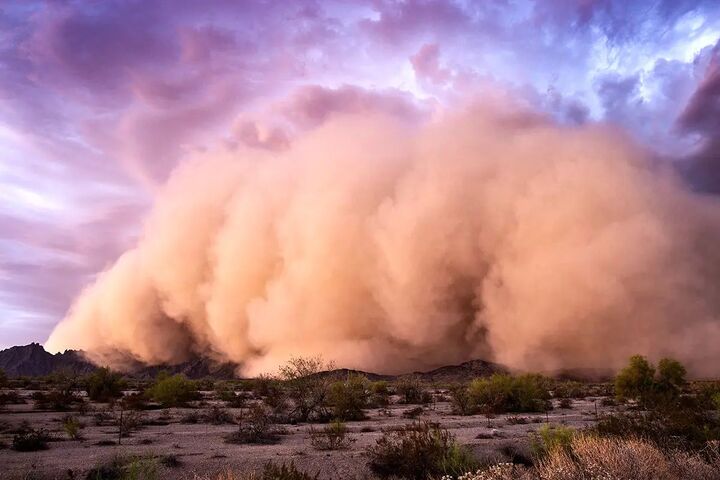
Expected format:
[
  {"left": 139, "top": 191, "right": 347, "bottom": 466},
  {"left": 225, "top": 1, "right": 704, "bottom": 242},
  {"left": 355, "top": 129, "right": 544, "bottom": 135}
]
[
  {"left": 309, "top": 420, "right": 355, "bottom": 450},
  {"left": 468, "top": 374, "right": 551, "bottom": 413},
  {"left": 226, "top": 403, "right": 282, "bottom": 444},
  {"left": 147, "top": 372, "right": 199, "bottom": 407},
  {"left": 86, "top": 367, "right": 126, "bottom": 402},
  {"left": 366, "top": 422, "right": 477, "bottom": 479},
  {"left": 445, "top": 436, "right": 720, "bottom": 480},
  {"left": 85, "top": 455, "right": 159, "bottom": 480}
]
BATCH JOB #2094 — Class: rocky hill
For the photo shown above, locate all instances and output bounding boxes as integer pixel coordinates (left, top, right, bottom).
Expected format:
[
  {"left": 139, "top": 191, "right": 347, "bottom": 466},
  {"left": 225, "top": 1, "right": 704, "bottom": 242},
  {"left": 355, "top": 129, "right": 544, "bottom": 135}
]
[{"left": 0, "top": 343, "right": 506, "bottom": 381}]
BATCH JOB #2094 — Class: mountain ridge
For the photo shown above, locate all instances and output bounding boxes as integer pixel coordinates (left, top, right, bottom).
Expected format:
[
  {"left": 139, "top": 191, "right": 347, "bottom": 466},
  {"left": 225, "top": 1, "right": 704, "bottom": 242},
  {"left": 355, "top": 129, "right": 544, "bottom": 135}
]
[{"left": 0, "top": 343, "right": 513, "bottom": 382}]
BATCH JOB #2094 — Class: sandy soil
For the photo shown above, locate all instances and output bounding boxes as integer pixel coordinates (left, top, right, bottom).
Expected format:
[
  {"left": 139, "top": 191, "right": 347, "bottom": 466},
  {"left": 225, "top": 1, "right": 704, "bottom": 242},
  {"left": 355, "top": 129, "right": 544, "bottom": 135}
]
[{"left": 0, "top": 392, "right": 618, "bottom": 480}]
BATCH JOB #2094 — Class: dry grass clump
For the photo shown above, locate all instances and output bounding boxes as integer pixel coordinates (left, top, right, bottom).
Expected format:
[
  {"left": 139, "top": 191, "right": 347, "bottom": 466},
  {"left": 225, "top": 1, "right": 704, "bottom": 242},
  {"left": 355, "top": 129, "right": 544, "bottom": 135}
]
[
  {"left": 442, "top": 436, "right": 720, "bottom": 480},
  {"left": 536, "top": 435, "right": 720, "bottom": 480}
]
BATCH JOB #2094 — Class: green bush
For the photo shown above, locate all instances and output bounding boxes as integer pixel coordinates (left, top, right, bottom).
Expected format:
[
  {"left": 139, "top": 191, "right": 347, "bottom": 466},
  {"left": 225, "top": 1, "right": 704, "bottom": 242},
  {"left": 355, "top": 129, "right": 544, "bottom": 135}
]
[
  {"left": 85, "top": 455, "right": 159, "bottom": 480},
  {"left": 62, "top": 414, "right": 84, "bottom": 440},
  {"left": 530, "top": 425, "right": 574, "bottom": 457},
  {"left": 86, "top": 367, "right": 126, "bottom": 402},
  {"left": 328, "top": 374, "right": 369, "bottom": 420},
  {"left": 615, "top": 355, "right": 688, "bottom": 407},
  {"left": 366, "top": 422, "right": 477, "bottom": 479},
  {"left": 656, "top": 358, "right": 686, "bottom": 393},
  {"left": 615, "top": 355, "right": 656, "bottom": 404},
  {"left": 146, "top": 373, "right": 199, "bottom": 407},
  {"left": 468, "top": 374, "right": 551, "bottom": 413}
]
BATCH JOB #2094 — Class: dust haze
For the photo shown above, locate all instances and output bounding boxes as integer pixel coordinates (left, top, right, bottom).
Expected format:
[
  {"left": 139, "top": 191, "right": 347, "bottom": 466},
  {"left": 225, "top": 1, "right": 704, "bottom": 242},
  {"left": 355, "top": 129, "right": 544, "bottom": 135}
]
[{"left": 45, "top": 104, "right": 720, "bottom": 377}]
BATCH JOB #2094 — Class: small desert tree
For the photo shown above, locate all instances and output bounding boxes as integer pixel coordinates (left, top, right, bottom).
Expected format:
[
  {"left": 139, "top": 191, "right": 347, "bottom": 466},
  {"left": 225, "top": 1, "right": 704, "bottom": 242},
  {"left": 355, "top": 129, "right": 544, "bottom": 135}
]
[
  {"left": 656, "top": 358, "right": 687, "bottom": 393},
  {"left": 615, "top": 355, "right": 656, "bottom": 405},
  {"left": 86, "top": 367, "right": 126, "bottom": 402},
  {"left": 278, "top": 356, "right": 333, "bottom": 423},
  {"left": 615, "top": 355, "right": 687, "bottom": 407},
  {"left": 329, "top": 374, "right": 370, "bottom": 420}
]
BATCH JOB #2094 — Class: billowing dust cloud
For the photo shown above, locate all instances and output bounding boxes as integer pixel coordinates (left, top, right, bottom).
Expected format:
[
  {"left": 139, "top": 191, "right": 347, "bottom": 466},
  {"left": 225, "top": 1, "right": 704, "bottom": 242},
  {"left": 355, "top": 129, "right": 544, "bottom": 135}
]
[{"left": 45, "top": 105, "right": 720, "bottom": 377}]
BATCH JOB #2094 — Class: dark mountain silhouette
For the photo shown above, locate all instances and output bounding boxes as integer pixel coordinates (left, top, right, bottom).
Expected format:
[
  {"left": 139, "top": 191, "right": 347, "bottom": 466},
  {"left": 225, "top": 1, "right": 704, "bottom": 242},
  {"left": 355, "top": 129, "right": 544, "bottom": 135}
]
[
  {"left": 0, "top": 343, "right": 506, "bottom": 381},
  {"left": 0, "top": 343, "right": 238, "bottom": 379}
]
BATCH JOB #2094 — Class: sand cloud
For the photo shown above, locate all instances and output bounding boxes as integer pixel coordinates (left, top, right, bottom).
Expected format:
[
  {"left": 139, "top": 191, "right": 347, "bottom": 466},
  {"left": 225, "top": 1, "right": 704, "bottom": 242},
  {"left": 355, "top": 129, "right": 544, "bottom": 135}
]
[{"left": 45, "top": 103, "right": 720, "bottom": 377}]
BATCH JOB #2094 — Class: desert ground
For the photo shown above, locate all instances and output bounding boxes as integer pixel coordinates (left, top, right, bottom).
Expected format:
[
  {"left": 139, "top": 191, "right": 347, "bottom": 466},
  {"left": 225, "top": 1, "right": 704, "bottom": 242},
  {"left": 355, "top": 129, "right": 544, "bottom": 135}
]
[{"left": 1, "top": 387, "right": 612, "bottom": 480}]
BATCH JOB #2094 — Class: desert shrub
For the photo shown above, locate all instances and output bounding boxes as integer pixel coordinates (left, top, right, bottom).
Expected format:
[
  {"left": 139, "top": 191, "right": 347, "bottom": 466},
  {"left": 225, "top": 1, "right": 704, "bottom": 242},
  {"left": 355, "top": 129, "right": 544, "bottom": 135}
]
[
  {"left": 366, "top": 422, "right": 477, "bottom": 479},
  {"left": 369, "top": 381, "right": 391, "bottom": 407},
  {"left": 469, "top": 374, "right": 551, "bottom": 414},
  {"left": 86, "top": 367, "right": 126, "bottom": 402},
  {"left": 259, "top": 462, "right": 319, "bottom": 480},
  {"left": 328, "top": 374, "right": 369, "bottom": 421},
  {"left": 0, "top": 368, "right": 7, "bottom": 388},
  {"left": 62, "top": 414, "right": 84, "bottom": 440},
  {"left": 196, "top": 377, "right": 215, "bottom": 391},
  {"left": 396, "top": 376, "right": 425, "bottom": 404},
  {"left": 216, "top": 383, "right": 245, "bottom": 407},
  {"left": 32, "top": 388, "right": 81, "bottom": 411},
  {"left": 530, "top": 425, "right": 575, "bottom": 457},
  {"left": 121, "top": 392, "right": 150, "bottom": 411},
  {"left": 252, "top": 374, "right": 283, "bottom": 398},
  {"left": 558, "top": 398, "right": 572, "bottom": 409},
  {"left": 309, "top": 420, "right": 355, "bottom": 450},
  {"left": 86, "top": 455, "right": 159, "bottom": 480},
  {"left": 450, "top": 384, "right": 476, "bottom": 415},
  {"left": 181, "top": 411, "right": 201, "bottom": 424},
  {"left": 147, "top": 373, "right": 199, "bottom": 407},
  {"left": 0, "top": 390, "right": 23, "bottom": 409},
  {"left": 552, "top": 380, "right": 586, "bottom": 399},
  {"left": 204, "top": 405, "right": 235, "bottom": 425},
  {"left": 714, "top": 393, "right": 720, "bottom": 411},
  {"left": 278, "top": 356, "right": 333, "bottom": 423},
  {"left": 657, "top": 358, "right": 687, "bottom": 392},
  {"left": 12, "top": 428, "right": 50, "bottom": 451},
  {"left": 118, "top": 409, "right": 144, "bottom": 437},
  {"left": 226, "top": 403, "right": 281, "bottom": 444}
]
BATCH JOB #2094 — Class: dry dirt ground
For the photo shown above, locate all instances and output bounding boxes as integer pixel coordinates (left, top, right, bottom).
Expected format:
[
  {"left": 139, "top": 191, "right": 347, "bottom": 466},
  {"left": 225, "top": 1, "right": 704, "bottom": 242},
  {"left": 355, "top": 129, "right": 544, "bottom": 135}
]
[{"left": 0, "top": 391, "right": 619, "bottom": 480}]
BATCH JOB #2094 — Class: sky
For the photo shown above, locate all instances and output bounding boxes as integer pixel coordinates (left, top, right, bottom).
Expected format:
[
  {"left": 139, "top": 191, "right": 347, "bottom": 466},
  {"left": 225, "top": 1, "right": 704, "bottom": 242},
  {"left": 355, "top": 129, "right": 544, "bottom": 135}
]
[{"left": 1, "top": 0, "right": 719, "bottom": 350}]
